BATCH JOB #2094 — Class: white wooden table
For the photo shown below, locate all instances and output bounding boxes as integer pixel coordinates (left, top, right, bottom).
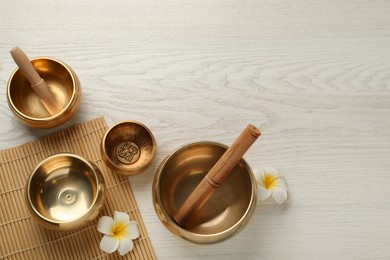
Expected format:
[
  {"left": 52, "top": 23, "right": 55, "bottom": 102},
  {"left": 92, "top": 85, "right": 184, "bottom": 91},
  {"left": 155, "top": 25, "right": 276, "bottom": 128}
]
[{"left": 1, "top": 0, "right": 390, "bottom": 259}]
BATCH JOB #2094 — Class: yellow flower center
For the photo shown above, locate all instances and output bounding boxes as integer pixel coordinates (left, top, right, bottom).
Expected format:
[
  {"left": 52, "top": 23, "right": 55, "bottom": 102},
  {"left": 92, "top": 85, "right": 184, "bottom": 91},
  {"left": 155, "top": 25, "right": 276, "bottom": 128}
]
[
  {"left": 263, "top": 174, "right": 278, "bottom": 189},
  {"left": 111, "top": 221, "right": 127, "bottom": 239}
]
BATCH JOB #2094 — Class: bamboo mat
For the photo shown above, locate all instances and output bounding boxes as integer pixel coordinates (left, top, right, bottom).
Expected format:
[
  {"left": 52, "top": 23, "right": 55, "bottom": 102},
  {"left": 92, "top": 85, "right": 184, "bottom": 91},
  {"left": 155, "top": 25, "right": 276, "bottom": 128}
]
[{"left": 0, "top": 117, "right": 156, "bottom": 260}]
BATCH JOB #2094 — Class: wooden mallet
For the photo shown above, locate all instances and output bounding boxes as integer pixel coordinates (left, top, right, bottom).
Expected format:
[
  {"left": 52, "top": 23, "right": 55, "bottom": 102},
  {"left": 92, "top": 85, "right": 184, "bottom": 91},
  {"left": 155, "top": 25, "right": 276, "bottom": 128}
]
[
  {"left": 10, "top": 47, "right": 63, "bottom": 116},
  {"left": 173, "top": 124, "right": 261, "bottom": 227}
]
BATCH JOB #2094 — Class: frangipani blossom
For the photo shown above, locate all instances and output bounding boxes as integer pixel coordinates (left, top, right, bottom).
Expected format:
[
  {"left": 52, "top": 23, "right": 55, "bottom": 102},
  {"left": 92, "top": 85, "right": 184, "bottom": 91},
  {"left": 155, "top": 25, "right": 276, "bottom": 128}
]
[
  {"left": 254, "top": 167, "right": 288, "bottom": 204},
  {"left": 97, "top": 211, "right": 140, "bottom": 256}
]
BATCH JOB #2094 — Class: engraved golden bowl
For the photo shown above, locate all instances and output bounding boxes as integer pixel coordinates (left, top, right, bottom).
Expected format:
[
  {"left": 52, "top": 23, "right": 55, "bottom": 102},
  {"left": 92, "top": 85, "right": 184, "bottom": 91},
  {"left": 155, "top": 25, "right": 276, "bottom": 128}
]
[
  {"left": 7, "top": 57, "right": 81, "bottom": 128},
  {"left": 26, "top": 153, "right": 105, "bottom": 232},
  {"left": 152, "top": 141, "right": 257, "bottom": 244},
  {"left": 101, "top": 121, "right": 157, "bottom": 176}
]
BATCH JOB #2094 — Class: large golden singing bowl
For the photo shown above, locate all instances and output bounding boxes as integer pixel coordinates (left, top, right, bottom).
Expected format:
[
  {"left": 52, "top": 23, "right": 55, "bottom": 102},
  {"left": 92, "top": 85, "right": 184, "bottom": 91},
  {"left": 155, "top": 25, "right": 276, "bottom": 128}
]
[
  {"left": 101, "top": 121, "right": 157, "bottom": 176},
  {"left": 26, "top": 153, "right": 105, "bottom": 232},
  {"left": 152, "top": 142, "right": 257, "bottom": 244},
  {"left": 7, "top": 57, "right": 81, "bottom": 128}
]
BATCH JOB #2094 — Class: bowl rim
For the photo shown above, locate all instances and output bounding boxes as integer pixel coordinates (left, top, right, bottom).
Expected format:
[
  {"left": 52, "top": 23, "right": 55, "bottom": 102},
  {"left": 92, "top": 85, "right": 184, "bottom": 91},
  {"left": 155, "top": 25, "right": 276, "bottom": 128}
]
[
  {"left": 7, "top": 56, "right": 77, "bottom": 121},
  {"left": 153, "top": 141, "right": 257, "bottom": 241},
  {"left": 101, "top": 120, "right": 157, "bottom": 173},
  {"left": 26, "top": 153, "right": 104, "bottom": 225}
]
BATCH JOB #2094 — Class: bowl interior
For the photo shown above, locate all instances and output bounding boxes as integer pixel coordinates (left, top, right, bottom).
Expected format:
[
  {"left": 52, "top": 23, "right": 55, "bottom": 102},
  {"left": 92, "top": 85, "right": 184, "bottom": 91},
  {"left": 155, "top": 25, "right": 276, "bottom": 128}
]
[
  {"left": 103, "top": 121, "right": 155, "bottom": 173},
  {"left": 157, "top": 142, "right": 254, "bottom": 235},
  {"left": 28, "top": 155, "right": 98, "bottom": 222},
  {"left": 9, "top": 58, "right": 74, "bottom": 118}
]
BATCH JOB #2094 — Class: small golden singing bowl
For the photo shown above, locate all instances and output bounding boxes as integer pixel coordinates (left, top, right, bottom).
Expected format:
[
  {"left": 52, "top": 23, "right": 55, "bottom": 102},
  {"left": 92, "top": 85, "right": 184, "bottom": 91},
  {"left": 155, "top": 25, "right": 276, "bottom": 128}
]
[
  {"left": 26, "top": 153, "right": 105, "bottom": 232},
  {"left": 7, "top": 57, "right": 81, "bottom": 128},
  {"left": 152, "top": 142, "right": 257, "bottom": 244},
  {"left": 101, "top": 121, "right": 157, "bottom": 176}
]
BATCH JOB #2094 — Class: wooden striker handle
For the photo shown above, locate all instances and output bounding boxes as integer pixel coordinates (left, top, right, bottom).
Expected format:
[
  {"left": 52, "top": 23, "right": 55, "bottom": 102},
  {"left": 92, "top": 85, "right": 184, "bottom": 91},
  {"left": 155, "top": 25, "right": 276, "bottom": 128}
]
[
  {"left": 10, "top": 47, "right": 63, "bottom": 116},
  {"left": 173, "top": 124, "right": 261, "bottom": 227}
]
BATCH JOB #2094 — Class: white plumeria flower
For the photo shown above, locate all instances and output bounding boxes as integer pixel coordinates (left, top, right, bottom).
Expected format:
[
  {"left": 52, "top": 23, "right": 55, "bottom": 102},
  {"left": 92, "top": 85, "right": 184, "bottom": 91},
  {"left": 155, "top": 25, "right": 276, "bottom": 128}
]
[
  {"left": 97, "top": 211, "right": 140, "bottom": 256},
  {"left": 254, "top": 167, "right": 288, "bottom": 204}
]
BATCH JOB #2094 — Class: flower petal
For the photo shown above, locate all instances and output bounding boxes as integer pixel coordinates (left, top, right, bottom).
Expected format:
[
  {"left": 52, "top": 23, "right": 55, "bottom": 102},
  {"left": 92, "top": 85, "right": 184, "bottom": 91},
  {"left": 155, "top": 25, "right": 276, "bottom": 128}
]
[
  {"left": 262, "top": 166, "right": 278, "bottom": 177},
  {"left": 272, "top": 187, "right": 288, "bottom": 204},
  {"left": 100, "top": 235, "right": 119, "bottom": 254},
  {"left": 257, "top": 185, "right": 272, "bottom": 201},
  {"left": 114, "top": 211, "right": 129, "bottom": 224},
  {"left": 118, "top": 237, "right": 134, "bottom": 256},
  {"left": 252, "top": 168, "right": 262, "bottom": 184},
  {"left": 123, "top": 221, "right": 140, "bottom": 240},
  {"left": 261, "top": 167, "right": 278, "bottom": 185},
  {"left": 274, "top": 176, "right": 288, "bottom": 191},
  {"left": 97, "top": 216, "right": 114, "bottom": 235}
]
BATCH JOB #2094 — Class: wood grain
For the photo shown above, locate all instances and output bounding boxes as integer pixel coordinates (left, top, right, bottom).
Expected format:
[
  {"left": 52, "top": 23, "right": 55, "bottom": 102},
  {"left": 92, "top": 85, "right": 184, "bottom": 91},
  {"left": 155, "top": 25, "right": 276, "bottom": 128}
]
[{"left": 1, "top": 0, "right": 390, "bottom": 259}]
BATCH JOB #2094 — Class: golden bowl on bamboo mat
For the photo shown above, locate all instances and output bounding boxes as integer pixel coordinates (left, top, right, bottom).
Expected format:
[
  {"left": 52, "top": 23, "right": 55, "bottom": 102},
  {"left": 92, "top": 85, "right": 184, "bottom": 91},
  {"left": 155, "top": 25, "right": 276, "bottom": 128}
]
[
  {"left": 26, "top": 153, "right": 105, "bottom": 232},
  {"left": 7, "top": 57, "right": 81, "bottom": 128},
  {"left": 101, "top": 120, "right": 157, "bottom": 176},
  {"left": 152, "top": 142, "right": 257, "bottom": 244}
]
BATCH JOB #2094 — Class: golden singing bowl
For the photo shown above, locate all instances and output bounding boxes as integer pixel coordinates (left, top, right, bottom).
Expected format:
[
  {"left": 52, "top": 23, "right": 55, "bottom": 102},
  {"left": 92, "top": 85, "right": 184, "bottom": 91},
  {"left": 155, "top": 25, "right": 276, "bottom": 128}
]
[
  {"left": 101, "top": 121, "right": 157, "bottom": 176},
  {"left": 152, "top": 141, "right": 257, "bottom": 244},
  {"left": 7, "top": 57, "right": 81, "bottom": 128},
  {"left": 26, "top": 153, "right": 105, "bottom": 232}
]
